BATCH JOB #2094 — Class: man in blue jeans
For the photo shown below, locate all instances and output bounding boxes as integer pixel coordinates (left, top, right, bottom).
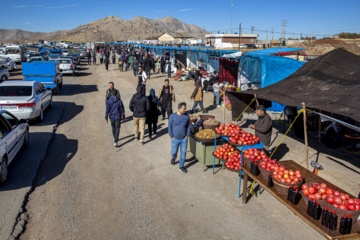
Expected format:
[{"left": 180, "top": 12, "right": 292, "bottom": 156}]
[{"left": 168, "top": 102, "right": 190, "bottom": 173}]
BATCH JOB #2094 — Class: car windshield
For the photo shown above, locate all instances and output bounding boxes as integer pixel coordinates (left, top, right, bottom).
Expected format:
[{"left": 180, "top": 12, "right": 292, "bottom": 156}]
[
  {"left": 7, "top": 49, "right": 20, "bottom": 54},
  {"left": 0, "top": 86, "right": 32, "bottom": 96},
  {"left": 60, "top": 60, "right": 71, "bottom": 64}
]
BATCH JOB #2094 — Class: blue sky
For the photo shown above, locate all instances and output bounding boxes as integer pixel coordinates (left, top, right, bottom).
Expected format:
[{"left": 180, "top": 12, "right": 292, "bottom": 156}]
[{"left": 1, "top": 0, "right": 360, "bottom": 40}]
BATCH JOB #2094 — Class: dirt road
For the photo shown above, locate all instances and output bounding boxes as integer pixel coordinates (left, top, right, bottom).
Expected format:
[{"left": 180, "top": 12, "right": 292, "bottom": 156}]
[{"left": 1, "top": 59, "right": 357, "bottom": 240}]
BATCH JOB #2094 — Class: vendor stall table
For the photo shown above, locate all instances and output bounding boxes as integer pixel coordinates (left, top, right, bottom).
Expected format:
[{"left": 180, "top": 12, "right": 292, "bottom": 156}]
[
  {"left": 241, "top": 160, "right": 360, "bottom": 240},
  {"left": 212, "top": 135, "right": 264, "bottom": 197},
  {"left": 188, "top": 134, "right": 224, "bottom": 171}
]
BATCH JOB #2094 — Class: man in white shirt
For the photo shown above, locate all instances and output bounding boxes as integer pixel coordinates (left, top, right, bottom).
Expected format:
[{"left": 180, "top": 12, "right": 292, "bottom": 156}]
[
  {"left": 137, "top": 66, "right": 148, "bottom": 95},
  {"left": 212, "top": 80, "right": 222, "bottom": 107}
]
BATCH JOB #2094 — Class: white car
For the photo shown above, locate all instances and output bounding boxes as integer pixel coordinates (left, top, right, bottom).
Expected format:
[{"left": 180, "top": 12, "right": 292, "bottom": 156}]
[
  {"left": 58, "top": 58, "right": 76, "bottom": 76},
  {"left": 0, "top": 57, "right": 16, "bottom": 71},
  {"left": 0, "top": 67, "right": 10, "bottom": 82},
  {"left": 0, "top": 81, "right": 52, "bottom": 121},
  {"left": 0, "top": 110, "right": 29, "bottom": 184}
]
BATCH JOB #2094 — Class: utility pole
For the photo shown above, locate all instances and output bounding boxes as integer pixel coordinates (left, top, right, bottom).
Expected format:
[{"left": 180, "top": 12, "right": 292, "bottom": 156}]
[
  {"left": 266, "top": 29, "right": 268, "bottom": 42},
  {"left": 272, "top": 28, "right": 274, "bottom": 42},
  {"left": 231, "top": 0, "right": 233, "bottom": 34},
  {"left": 311, "top": 30, "right": 314, "bottom": 43},
  {"left": 238, "top": 23, "right": 241, "bottom": 50},
  {"left": 251, "top": 26, "right": 255, "bottom": 34},
  {"left": 85, "top": 31, "right": 87, "bottom": 43},
  {"left": 280, "top": 20, "right": 287, "bottom": 43},
  {"left": 301, "top": 32, "right": 302, "bottom": 40},
  {"left": 293, "top": 32, "right": 294, "bottom": 40}
]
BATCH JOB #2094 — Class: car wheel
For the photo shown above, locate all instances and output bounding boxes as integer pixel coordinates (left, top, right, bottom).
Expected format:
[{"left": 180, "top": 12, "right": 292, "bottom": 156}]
[
  {"left": 0, "top": 157, "right": 8, "bottom": 185},
  {"left": 37, "top": 107, "right": 44, "bottom": 122},
  {"left": 22, "top": 128, "right": 29, "bottom": 148},
  {"left": 52, "top": 85, "right": 59, "bottom": 95},
  {"left": 1, "top": 76, "right": 7, "bottom": 82}
]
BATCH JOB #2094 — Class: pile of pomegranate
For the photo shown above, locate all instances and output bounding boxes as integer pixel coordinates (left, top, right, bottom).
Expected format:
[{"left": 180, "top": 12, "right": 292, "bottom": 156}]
[
  {"left": 302, "top": 182, "right": 360, "bottom": 211},
  {"left": 215, "top": 123, "right": 260, "bottom": 145},
  {"left": 273, "top": 167, "right": 303, "bottom": 184},
  {"left": 213, "top": 144, "right": 242, "bottom": 170}
]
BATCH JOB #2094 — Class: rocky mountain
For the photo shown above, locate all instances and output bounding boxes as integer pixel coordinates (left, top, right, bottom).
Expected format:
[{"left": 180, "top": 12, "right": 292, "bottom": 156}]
[{"left": 0, "top": 16, "right": 209, "bottom": 43}]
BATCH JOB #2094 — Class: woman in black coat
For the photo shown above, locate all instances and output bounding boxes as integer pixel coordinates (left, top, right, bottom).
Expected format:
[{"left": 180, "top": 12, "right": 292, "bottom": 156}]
[{"left": 146, "top": 88, "right": 160, "bottom": 139}]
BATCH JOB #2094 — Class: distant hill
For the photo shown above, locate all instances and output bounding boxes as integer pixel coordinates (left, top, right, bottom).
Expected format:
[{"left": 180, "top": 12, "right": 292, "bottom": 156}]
[{"left": 0, "top": 16, "right": 209, "bottom": 43}]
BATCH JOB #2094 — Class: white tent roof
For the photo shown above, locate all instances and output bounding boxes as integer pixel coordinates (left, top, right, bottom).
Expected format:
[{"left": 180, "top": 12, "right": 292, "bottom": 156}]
[{"left": 222, "top": 51, "right": 242, "bottom": 59}]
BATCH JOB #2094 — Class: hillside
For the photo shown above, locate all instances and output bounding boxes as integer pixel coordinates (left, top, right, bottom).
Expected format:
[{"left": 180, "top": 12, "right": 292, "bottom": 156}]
[{"left": 0, "top": 16, "right": 209, "bottom": 43}]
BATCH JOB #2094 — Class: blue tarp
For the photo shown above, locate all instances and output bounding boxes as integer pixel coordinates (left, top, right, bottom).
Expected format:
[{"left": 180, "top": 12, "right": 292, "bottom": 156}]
[
  {"left": 239, "top": 54, "right": 305, "bottom": 88},
  {"left": 238, "top": 53, "right": 305, "bottom": 112},
  {"left": 246, "top": 47, "right": 304, "bottom": 55}
]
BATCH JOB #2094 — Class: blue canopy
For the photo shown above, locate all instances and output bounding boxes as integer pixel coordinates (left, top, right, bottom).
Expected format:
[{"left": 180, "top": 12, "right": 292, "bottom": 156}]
[{"left": 246, "top": 47, "right": 304, "bottom": 55}]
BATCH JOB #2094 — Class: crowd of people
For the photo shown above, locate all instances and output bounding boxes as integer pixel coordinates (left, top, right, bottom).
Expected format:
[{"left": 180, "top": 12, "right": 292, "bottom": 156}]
[{"left": 101, "top": 45, "right": 272, "bottom": 174}]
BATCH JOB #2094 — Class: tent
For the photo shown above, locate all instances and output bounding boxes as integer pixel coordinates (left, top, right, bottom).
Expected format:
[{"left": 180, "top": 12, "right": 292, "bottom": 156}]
[
  {"left": 227, "top": 48, "right": 360, "bottom": 123},
  {"left": 222, "top": 51, "right": 242, "bottom": 59},
  {"left": 238, "top": 53, "right": 305, "bottom": 90}
]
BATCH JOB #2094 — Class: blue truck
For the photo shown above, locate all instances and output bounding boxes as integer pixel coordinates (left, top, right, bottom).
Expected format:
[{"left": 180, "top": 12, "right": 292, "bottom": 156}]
[{"left": 22, "top": 61, "right": 63, "bottom": 94}]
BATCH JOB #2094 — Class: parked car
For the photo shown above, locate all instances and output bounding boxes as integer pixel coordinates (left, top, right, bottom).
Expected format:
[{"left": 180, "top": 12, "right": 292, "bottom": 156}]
[
  {"left": 239, "top": 44, "right": 248, "bottom": 49},
  {"left": 27, "top": 56, "right": 45, "bottom": 62},
  {"left": 0, "top": 67, "right": 9, "bottom": 82},
  {"left": 29, "top": 51, "right": 49, "bottom": 61},
  {"left": 0, "top": 110, "right": 29, "bottom": 184},
  {"left": 67, "top": 53, "right": 80, "bottom": 65},
  {"left": 58, "top": 58, "right": 76, "bottom": 76},
  {"left": 22, "top": 61, "right": 63, "bottom": 95},
  {"left": 62, "top": 49, "right": 69, "bottom": 56},
  {"left": 0, "top": 57, "right": 16, "bottom": 72},
  {"left": 0, "top": 81, "right": 52, "bottom": 122},
  {"left": 244, "top": 44, "right": 259, "bottom": 49}
]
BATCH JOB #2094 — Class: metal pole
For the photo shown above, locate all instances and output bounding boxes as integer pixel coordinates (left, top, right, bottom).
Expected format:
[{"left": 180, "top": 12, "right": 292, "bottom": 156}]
[
  {"left": 223, "top": 90, "right": 226, "bottom": 125},
  {"left": 302, "top": 102, "right": 309, "bottom": 169},
  {"left": 238, "top": 24, "right": 241, "bottom": 50},
  {"left": 318, "top": 111, "right": 322, "bottom": 143}
]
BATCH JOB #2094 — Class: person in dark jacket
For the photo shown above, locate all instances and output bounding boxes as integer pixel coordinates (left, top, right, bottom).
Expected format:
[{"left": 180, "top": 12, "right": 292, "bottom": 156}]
[
  {"left": 132, "top": 57, "right": 139, "bottom": 76},
  {"left": 249, "top": 105, "right": 272, "bottom": 152},
  {"left": 93, "top": 52, "right": 97, "bottom": 64},
  {"left": 105, "top": 93, "right": 125, "bottom": 147},
  {"left": 105, "top": 82, "right": 121, "bottom": 103},
  {"left": 112, "top": 51, "right": 116, "bottom": 64},
  {"left": 158, "top": 79, "right": 175, "bottom": 120},
  {"left": 88, "top": 52, "right": 91, "bottom": 65},
  {"left": 104, "top": 56, "right": 110, "bottom": 70},
  {"left": 160, "top": 54, "right": 166, "bottom": 74},
  {"left": 129, "top": 87, "right": 150, "bottom": 144},
  {"left": 146, "top": 89, "right": 160, "bottom": 139}
]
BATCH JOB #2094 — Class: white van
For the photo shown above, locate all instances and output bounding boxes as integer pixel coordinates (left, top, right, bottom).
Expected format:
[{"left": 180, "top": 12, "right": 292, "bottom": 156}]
[{"left": 1, "top": 45, "right": 27, "bottom": 63}]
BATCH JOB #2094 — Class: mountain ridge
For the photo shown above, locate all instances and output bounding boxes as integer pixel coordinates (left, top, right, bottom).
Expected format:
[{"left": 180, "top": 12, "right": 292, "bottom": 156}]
[{"left": 0, "top": 15, "right": 209, "bottom": 43}]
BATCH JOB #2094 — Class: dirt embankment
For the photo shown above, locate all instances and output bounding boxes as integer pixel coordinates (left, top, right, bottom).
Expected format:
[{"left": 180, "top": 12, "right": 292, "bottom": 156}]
[{"left": 289, "top": 38, "right": 360, "bottom": 55}]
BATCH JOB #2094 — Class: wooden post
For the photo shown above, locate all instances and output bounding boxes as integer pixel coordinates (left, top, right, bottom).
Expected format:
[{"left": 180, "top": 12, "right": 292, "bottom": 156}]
[
  {"left": 254, "top": 94, "right": 259, "bottom": 106},
  {"left": 318, "top": 111, "right": 321, "bottom": 143},
  {"left": 302, "top": 102, "right": 309, "bottom": 169},
  {"left": 223, "top": 90, "right": 226, "bottom": 124}
]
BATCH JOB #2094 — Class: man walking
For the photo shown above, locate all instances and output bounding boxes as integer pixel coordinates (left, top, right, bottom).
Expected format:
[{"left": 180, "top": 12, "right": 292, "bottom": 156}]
[
  {"left": 99, "top": 52, "right": 104, "bottom": 64},
  {"left": 168, "top": 102, "right": 190, "bottom": 173},
  {"left": 129, "top": 87, "right": 150, "bottom": 145},
  {"left": 105, "top": 92, "right": 125, "bottom": 147},
  {"left": 137, "top": 66, "right": 147, "bottom": 95},
  {"left": 132, "top": 56, "right": 139, "bottom": 76},
  {"left": 104, "top": 55, "right": 110, "bottom": 71},
  {"left": 160, "top": 54, "right": 166, "bottom": 74},
  {"left": 106, "top": 82, "right": 121, "bottom": 102},
  {"left": 88, "top": 52, "right": 91, "bottom": 65},
  {"left": 158, "top": 79, "right": 175, "bottom": 120},
  {"left": 92, "top": 52, "right": 97, "bottom": 64},
  {"left": 118, "top": 55, "right": 124, "bottom": 71},
  {"left": 249, "top": 105, "right": 273, "bottom": 152}
]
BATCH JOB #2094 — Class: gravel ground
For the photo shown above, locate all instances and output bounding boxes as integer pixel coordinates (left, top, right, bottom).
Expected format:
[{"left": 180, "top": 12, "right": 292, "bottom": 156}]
[{"left": 1, "top": 58, "right": 358, "bottom": 240}]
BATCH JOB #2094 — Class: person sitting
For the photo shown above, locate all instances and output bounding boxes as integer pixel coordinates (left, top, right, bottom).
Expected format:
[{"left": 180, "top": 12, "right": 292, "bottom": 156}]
[
  {"left": 203, "top": 71, "right": 218, "bottom": 92},
  {"left": 249, "top": 105, "right": 272, "bottom": 152}
]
